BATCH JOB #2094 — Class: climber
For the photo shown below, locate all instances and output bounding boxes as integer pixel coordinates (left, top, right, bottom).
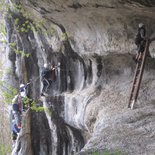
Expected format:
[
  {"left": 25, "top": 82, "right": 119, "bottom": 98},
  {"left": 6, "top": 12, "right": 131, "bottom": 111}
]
[
  {"left": 11, "top": 120, "right": 20, "bottom": 147},
  {"left": 134, "top": 23, "right": 146, "bottom": 62},
  {"left": 41, "top": 63, "right": 56, "bottom": 96},
  {"left": 12, "top": 94, "right": 22, "bottom": 128},
  {"left": 19, "top": 82, "right": 31, "bottom": 98},
  {"left": 19, "top": 82, "right": 31, "bottom": 111},
  {"left": 12, "top": 120, "right": 20, "bottom": 134}
]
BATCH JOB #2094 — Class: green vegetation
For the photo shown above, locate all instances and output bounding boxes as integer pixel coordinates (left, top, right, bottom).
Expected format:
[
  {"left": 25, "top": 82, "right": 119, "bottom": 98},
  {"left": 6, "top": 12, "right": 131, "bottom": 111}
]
[
  {"left": 0, "top": 0, "right": 8, "bottom": 14},
  {"left": 50, "top": 26, "right": 56, "bottom": 36},
  {"left": 11, "top": 3, "right": 31, "bottom": 19},
  {"left": 20, "top": 97, "right": 44, "bottom": 113},
  {"left": 10, "top": 42, "right": 31, "bottom": 58},
  {"left": 5, "top": 68, "right": 13, "bottom": 75},
  {"left": 14, "top": 18, "right": 32, "bottom": 33},
  {"left": 0, "top": 2, "right": 12, "bottom": 150},
  {"left": 0, "top": 80, "right": 42, "bottom": 114},
  {"left": 61, "top": 32, "right": 68, "bottom": 41},
  {"left": 11, "top": 4, "right": 46, "bottom": 33},
  {"left": 0, "top": 81, "right": 17, "bottom": 104},
  {"left": 0, "top": 23, "right": 6, "bottom": 36},
  {"left": 1, "top": 1, "right": 58, "bottom": 48},
  {"left": 20, "top": 96, "right": 52, "bottom": 114},
  {"left": 30, "top": 99, "right": 44, "bottom": 112},
  {"left": 11, "top": 3, "right": 57, "bottom": 36},
  {"left": 0, "top": 90, "right": 11, "bottom": 154},
  {"left": 0, "top": 18, "right": 7, "bottom": 46},
  {"left": 0, "top": 145, "right": 11, "bottom": 155},
  {"left": 13, "top": 48, "right": 31, "bottom": 58}
]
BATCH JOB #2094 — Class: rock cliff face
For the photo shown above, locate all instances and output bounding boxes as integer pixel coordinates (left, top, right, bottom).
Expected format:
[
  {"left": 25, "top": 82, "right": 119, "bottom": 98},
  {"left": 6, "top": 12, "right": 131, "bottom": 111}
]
[{"left": 4, "top": 0, "right": 155, "bottom": 155}]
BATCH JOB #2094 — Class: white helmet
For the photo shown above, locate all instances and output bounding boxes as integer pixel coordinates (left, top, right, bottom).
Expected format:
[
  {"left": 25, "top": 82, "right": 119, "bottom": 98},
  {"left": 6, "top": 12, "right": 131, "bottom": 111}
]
[
  {"left": 44, "top": 63, "right": 48, "bottom": 68},
  {"left": 20, "top": 84, "right": 24, "bottom": 88},
  {"left": 139, "top": 23, "right": 144, "bottom": 28}
]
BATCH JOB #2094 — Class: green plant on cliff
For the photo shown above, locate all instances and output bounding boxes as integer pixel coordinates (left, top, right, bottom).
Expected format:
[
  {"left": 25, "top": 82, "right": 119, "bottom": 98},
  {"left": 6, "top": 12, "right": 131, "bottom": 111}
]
[
  {"left": 12, "top": 3, "right": 31, "bottom": 19},
  {"left": 0, "top": 82, "right": 44, "bottom": 112},
  {"left": 9, "top": 3, "right": 45, "bottom": 34},
  {"left": 0, "top": 23, "right": 6, "bottom": 36},
  {"left": 61, "top": 32, "right": 68, "bottom": 41},
  {"left": 0, "top": 0, "right": 8, "bottom": 13},
  {"left": 10, "top": 42, "right": 31, "bottom": 58},
  {"left": 50, "top": 26, "right": 56, "bottom": 36},
  {"left": 13, "top": 4, "right": 56, "bottom": 36},
  {"left": 30, "top": 99, "right": 44, "bottom": 112},
  {"left": 0, "top": 20, "right": 7, "bottom": 45},
  {"left": 0, "top": 80, "right": 17, "bottom": 104},
  {"left": 5, "top": 2, "right": 57, "bottom": 40},
  {"left": 14, "top": 17, "right": 32, "bottom": 33},
  {"left": 14, "top": 48, "right": 31, "bottom": 58},
  {"left": 22, "top": 97, "right": 52, "bottom": 114},
  {"left": 22, "top": 97, "right": 44, "bottom": 112}
]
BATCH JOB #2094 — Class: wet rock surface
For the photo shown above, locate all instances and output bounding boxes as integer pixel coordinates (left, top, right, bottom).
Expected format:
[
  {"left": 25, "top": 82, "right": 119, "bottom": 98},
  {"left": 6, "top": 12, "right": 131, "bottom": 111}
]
[{"left": 3, "top": 0, "right": 155, "bottom": 155}]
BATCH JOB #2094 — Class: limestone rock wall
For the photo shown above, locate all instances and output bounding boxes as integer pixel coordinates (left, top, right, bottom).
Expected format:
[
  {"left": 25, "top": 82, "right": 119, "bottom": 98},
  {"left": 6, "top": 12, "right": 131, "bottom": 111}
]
[{"left": 4, "top": 0, "right": 155, "bottom": 155}]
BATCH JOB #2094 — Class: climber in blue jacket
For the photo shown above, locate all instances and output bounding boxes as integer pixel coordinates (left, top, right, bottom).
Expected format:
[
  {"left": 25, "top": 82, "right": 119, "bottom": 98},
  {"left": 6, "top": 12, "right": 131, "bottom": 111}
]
[
  {"left": 12, "top": 121, "right": 20, "bottom": 134},
  {"left": 11, "top": 120, "right": 20, "bottom": 147}
]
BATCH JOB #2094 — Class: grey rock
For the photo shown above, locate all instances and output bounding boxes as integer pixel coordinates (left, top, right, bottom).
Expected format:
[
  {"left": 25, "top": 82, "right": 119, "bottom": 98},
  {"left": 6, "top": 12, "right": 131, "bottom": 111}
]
[{"left": 2, "top": 0, "right": 155, "bottom": 155}]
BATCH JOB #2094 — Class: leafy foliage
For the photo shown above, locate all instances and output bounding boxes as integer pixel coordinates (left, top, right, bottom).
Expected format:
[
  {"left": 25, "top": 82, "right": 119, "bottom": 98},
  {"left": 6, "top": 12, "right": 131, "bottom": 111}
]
[
  {"left": 0, "top": 23, "right": 6, "bottom": 36},
  {"left": 61, "top": 32, "right": 68, "bottom": 41},
  {"left": 21, "top": 97, "right": 44, "bottom": 112},
  {"left": 0, "top": 141, "right": 11, "bottom": 155},
  {"left": 30, "top": 99, "right": 44, "bottom": 112},
  {"left": 0, "top": 80, "right": 17, "bottom": 104},
  {"left": 10, "top": 42, "right": 31, "bottom": 58}
]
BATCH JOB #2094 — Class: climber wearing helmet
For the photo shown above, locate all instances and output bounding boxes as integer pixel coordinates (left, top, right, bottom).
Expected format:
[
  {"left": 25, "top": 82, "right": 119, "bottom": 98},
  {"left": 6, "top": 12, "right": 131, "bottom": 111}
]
[
  {"left": 41, "top": 63, "right": 56, "bottom": 96},
  {"left": 134, "top": 23, "right": 146, "bottom": 62},
  {"left": 19, "top": 81, "right": 31, "bottom": 111},
  {"left": 19, "top": 82, "right": 31, "bottom": 98}
]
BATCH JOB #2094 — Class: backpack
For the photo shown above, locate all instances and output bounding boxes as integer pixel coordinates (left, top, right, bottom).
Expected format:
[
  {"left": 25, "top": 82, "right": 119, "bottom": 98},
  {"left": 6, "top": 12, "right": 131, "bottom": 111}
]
[
  {"left": 12, "top": 103, "right": 19, "bottom": 111},
  {"left": 41, "top": 69, "right": 51, "bottom": 79}
]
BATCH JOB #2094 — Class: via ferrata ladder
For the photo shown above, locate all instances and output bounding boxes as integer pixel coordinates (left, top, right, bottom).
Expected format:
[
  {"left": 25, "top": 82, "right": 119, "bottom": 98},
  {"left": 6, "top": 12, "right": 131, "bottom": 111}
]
[{"left": 128, "top": 39, "right": 150, "bottom": 109}]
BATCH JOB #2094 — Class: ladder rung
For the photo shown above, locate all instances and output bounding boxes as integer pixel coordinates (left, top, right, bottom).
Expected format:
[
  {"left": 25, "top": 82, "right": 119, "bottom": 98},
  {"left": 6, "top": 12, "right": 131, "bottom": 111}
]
[{"left": 128, "top": 39, "right": 150, "bottom": 109}]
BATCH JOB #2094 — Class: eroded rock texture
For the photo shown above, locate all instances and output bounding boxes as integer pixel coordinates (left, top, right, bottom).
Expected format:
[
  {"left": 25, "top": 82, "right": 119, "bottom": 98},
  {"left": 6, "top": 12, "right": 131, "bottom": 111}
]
[{"left": 4, "top": 0, "right": 155, "bottom": 155}]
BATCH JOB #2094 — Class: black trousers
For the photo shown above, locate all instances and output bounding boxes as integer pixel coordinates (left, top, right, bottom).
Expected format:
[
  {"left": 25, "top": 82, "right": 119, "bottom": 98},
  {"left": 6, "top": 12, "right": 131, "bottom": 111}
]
[
  {"left": 42, "top": 78, "right": 50, "bottom": 93},
  {"left": 137, "top": 40, "right": 146, "bottom": 53}
]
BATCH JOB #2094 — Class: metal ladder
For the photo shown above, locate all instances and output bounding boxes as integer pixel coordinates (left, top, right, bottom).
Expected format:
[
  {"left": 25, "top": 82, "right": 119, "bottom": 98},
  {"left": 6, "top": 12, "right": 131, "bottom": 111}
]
[{"left": 128, "top": 39, "right": 150, "bottom": 109}]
